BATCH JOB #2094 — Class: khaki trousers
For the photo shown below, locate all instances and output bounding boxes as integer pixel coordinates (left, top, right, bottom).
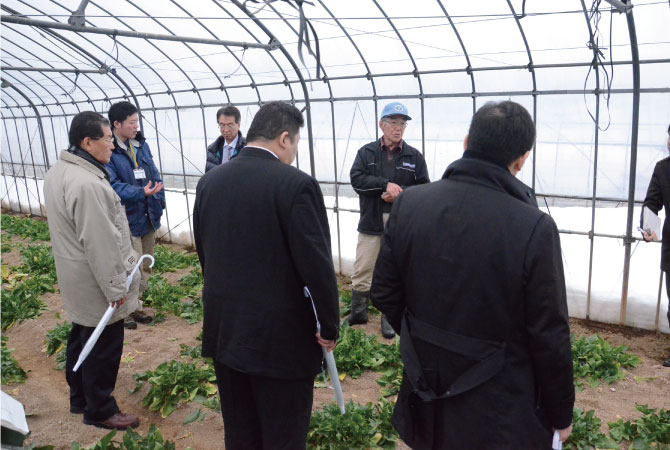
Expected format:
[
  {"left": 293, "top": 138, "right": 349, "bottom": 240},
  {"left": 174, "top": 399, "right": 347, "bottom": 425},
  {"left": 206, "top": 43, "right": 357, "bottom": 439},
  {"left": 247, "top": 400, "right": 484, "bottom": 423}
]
[
  {"left": 131, "top": 230, "right": 155, "bottom": 297},
  {"left": 351, "top": 213, "right": 389, "bottom": 292}
]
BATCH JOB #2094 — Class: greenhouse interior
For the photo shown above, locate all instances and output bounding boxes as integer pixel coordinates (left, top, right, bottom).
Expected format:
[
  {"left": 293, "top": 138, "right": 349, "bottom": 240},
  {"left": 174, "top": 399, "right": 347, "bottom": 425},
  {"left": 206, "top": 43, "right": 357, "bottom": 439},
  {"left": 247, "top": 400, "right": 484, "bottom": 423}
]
[
  {"left": 2, "top": 1, "right": 669, "bottom": 334},
  {"left": 2, "top": 0, "right": 670, "bottom": 449}
]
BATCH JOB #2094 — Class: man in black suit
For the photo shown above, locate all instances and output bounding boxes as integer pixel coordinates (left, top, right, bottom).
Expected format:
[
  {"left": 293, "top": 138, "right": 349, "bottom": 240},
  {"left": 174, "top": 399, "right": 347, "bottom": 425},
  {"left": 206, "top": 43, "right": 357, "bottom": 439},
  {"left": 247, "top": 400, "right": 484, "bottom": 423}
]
[
  {"left": 193, "top": 101, "right": 339, "bottom": 450},
  {"left": 641, "top": 123, "right": 670, "bottom": 367},
  {"left": 371, "top": 101, "right": 574, "bottom": 449}
]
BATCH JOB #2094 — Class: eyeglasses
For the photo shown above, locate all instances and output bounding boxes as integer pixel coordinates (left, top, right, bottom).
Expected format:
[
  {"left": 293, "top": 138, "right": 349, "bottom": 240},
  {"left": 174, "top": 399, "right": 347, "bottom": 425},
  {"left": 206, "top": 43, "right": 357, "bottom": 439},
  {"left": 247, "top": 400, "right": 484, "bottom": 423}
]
[
  {"left": 218, "top": 123, "right": 238, "bottom": 130},
  {"left": 93, "top": 137, "right": 115, "bottom": 143},
  {"left": 383, "top": 119, "right": 407, "bottom": 129}
]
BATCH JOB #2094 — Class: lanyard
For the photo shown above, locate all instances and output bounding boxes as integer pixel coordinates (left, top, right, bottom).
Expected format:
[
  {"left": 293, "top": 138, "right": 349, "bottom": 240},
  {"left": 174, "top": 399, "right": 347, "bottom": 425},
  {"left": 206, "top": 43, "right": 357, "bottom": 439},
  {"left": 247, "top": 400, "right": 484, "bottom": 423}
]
[{"left": 128, "top": 140, "right": 139, "bottom": 168}]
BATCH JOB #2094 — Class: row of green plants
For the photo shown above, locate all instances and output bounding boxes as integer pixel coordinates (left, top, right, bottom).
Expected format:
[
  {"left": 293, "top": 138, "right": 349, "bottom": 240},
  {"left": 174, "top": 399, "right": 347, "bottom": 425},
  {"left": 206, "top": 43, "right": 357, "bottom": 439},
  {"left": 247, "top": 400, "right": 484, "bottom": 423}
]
[
  {"left": 141, "top": 269, "right": 203, "bottom": 324},
  {"left": 1, "top": 244, "right": 57, "bottom": 331},
  {"left": 1, "top": 334, "right": 27, "bottom": 384},
  {"left": 566, "top": 404, "right": 670, "bottom": 450},
  {"left": 308, "top": 399, "right": 398, "bottom": 450},
  {"left": 70, "top": 424, "right": 183, "bottom": 450},
  {"left": 130, "top": 339, "right": 217, "bottom": 420},
  {"left": 152, "top": 245, "right": 199, "bottom": 274},
  {"left": 1, "top": 213, "right": 50, "bottom": 241}
]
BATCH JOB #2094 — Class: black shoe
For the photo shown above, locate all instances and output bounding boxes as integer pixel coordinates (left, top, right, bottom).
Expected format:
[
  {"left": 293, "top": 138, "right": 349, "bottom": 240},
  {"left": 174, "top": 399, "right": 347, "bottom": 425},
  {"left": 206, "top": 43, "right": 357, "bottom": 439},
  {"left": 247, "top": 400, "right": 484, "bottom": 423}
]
[
  {"left": 130, "top": 310, "right": 153, "bottom": 324},
  {"left": 124, "top": 317, "right": 137, "bottom": 329},
  {"left": 348, "top": 290, "right": 369, "bottom": 326},
  {"left": 70, "top": 405, "right": 84, "bottom": 414},
  {"left": 663, "top": 358, "right": 670, "bottom": 367},
  {"left": 381, "top": 314, "right": 395, "bottom": 339}
]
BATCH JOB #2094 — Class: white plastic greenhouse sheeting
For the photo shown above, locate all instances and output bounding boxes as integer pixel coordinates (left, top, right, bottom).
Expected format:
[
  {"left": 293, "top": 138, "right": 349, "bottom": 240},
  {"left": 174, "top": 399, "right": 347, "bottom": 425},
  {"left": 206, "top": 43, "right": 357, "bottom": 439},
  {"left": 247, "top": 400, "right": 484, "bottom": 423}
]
[{"left": 5, "top": 178, "right": 667, "bottom": 334}]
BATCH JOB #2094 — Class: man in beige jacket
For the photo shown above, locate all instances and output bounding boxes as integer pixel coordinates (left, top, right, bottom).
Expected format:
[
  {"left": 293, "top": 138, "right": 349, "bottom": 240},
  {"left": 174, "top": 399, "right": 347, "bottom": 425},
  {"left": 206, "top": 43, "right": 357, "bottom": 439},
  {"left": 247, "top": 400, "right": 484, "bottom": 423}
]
[{"left": 44, "top": 111, "right": 141, "bottom": 430}]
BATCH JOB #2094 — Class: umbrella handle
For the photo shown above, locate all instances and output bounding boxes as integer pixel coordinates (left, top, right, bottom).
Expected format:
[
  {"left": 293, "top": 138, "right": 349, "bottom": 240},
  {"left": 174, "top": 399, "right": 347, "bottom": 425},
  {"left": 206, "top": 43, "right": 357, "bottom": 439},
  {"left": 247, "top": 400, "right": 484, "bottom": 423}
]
[{"left": 125, "top": 254, "right": 155, "bottom": 292}]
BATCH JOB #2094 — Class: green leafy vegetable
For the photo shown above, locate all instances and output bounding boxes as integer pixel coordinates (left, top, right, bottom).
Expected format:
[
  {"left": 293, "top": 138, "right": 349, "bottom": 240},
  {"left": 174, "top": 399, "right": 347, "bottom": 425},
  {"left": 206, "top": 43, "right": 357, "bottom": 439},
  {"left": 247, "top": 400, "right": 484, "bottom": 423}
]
[
  {"left": 571, "top": 334, "right": 640, "bottom": 389},
  {"left": 1, "top": 214, "right": 50, "bottom": 241},
  {"left": 1, "top": 335, "right": 27, "bottom": 384},
  {"left": 152, "top": 245, "right": 199, "bottom": 274},
  {"left": 334, "top": 323, "right": 400, "bottom": 378},
  {"left": 608, "top": 403, "right": 670, "bottom": 447},
  {"left": 132, "top": 360, "right": 217, "bottom": 418},
  {"left": 44, "top": 322, "right": 72, "bottom": 370},
  {"left": 565, "top": 408, "right": 619, "bottom": 450},
  {"left": 70, "top": 424, "right": 177, "bottom": 449},
  {"left": 307, "top": 399, "right": 398, "bottom": 450}
]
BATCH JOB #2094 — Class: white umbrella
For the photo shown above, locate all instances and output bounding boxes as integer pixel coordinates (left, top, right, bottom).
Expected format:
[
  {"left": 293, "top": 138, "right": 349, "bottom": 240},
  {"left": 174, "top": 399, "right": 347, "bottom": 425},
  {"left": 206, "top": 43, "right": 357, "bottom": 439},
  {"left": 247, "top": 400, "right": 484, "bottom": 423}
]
[
  {"left": 73, "top": 255, "right": 155, "bottom": 372},
  {"left": 303, "top": 286, "right": 345, "bottom": 415}
]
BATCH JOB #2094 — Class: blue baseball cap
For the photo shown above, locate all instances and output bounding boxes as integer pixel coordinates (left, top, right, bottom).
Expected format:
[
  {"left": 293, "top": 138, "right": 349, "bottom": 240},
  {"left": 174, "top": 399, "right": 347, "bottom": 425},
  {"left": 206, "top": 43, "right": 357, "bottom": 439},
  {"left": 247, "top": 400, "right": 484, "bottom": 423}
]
[{"left": 380, "top": 102, "right": 411, "bottom": 121}]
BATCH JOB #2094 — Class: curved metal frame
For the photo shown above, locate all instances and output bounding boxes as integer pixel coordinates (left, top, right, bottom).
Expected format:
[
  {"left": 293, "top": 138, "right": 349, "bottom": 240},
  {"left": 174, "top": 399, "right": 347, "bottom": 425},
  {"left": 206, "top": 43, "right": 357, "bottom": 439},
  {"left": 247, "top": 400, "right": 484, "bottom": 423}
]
[{"left": 0, "top": 1, "right": 663, "bottom": 330}]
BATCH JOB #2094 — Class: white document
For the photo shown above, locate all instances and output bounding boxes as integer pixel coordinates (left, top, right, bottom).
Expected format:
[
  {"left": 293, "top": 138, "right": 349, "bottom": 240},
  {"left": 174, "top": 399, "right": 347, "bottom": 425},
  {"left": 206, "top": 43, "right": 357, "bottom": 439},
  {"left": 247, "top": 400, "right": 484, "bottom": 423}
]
[
  {"left": 1, "top": 391, "right": 29, "bottom": 435},
  {"left": 642, "top": 207, "right": 661, "bottom": 241}
]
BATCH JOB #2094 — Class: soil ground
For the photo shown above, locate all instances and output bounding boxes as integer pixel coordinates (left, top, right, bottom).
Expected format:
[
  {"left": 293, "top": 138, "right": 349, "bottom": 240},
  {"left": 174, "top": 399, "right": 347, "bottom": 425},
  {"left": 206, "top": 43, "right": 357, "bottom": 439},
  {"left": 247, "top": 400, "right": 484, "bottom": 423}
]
[{"left": 2, "top": 229, "right": 669, "bottom": 449}]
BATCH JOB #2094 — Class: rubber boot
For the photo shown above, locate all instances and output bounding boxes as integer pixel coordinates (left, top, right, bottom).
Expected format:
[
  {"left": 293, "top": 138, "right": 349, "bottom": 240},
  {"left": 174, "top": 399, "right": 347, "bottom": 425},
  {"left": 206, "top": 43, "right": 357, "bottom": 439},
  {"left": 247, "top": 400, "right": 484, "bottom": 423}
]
[
  {"left": 381, "top": 314, "right": 395, "bottom": 339},
  {"left": 348, "top": 290, "right": 369, "bottom": 325}
]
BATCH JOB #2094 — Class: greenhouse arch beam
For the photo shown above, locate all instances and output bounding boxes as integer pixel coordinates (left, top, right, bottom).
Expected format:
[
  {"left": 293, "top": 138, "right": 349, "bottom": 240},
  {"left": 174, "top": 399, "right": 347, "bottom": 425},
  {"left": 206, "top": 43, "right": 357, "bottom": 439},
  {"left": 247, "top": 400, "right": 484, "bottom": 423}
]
[
  {"left": 580, "top": 0, "right": 603, "bottom": 324},
  {"left": 435, "top": 0, "right": 477, "bottom": 115},
  {"left": 0, "top": 66, "right": 110, "bottom": 74},
  {"left": 0, "top": 104, "right": 29, "bottom": 215},
  {"left": 168, "top": 0, "right": 262, "bottom": 105},
  {"left": 3, "top": 3, "right": 140, "bottom": 122},
  {"left": 0, "top": 28, "right": 92, "bottom": 108},
  {"left": 230, "top": 0, "right": 317, "bottom": 177},
  {"left": 506, "top": 0, "right": 537, "bottom": 191},
  {"left": 0, "top": 86, "right": 42, "bottom": 215},
  {"left": 372, "top": 0, "right": 426, "bottom": 154},
  {"left": 0, "top": 78, "right": 49, "bottom": 169},
  {"left": 212, "top": 1, "right": 296, "bottom": 103},
  {"left": 0, "top": 14, "right": 276, "bottom": 50},
  {"left": 620, "top": 7, "right": 641, "bottom": 328}
]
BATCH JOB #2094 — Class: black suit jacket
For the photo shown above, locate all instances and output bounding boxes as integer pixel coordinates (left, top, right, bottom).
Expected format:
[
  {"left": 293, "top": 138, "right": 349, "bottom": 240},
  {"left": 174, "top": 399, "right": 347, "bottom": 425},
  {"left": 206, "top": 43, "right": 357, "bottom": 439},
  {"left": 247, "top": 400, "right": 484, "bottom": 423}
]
[
  {"left": 642, "top": 156, "right": 670, "bottom": 271},
  {"left": 193, "top": 147, "right": 339, "bottom": 379},
  {"left": 371, "top": 156, "right": 574, "bottom": 449}
]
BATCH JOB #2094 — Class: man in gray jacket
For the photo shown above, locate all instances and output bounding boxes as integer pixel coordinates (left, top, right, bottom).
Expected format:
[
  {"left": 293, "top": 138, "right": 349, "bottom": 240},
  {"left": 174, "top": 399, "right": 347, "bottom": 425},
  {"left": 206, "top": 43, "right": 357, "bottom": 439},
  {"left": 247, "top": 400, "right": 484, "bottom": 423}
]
[{"left": 44, "top": 111, "right": 141, "bottom": 430}]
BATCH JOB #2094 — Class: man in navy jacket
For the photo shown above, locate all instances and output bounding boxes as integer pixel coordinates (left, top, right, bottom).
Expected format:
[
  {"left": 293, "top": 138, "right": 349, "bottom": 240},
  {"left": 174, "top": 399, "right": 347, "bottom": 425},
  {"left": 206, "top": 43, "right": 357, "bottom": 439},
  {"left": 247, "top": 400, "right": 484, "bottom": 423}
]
[{"left": 106, "top": 101, "right": 165, "bottom": 328}]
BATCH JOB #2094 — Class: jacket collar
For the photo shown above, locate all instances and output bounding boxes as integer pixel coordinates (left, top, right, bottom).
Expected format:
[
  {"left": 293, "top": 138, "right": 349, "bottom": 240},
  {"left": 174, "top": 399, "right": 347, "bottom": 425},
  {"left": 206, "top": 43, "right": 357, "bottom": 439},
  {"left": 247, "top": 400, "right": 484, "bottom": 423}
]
[
  {"left": 238, "top": 146, "right": 280, "bottom": 161},
  {"left": 60, "top": 149, "right": 110, "bottom": 181},
  {"left": 364, "top": 139, "right": 414, "bottom": 157},
  {"left": 112, "top": 129, "right": 145, "bottom": 152},
  {"left": 442, "top": 156, "right": 537, "bottom": 207}
]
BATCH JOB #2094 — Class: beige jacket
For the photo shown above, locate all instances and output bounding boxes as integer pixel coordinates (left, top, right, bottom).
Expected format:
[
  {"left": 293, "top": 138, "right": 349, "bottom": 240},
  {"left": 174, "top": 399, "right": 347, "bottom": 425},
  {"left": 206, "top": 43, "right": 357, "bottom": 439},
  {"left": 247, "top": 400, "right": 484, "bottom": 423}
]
[{"left": 44, "top": 150, "right": 140, "bottom": 327}]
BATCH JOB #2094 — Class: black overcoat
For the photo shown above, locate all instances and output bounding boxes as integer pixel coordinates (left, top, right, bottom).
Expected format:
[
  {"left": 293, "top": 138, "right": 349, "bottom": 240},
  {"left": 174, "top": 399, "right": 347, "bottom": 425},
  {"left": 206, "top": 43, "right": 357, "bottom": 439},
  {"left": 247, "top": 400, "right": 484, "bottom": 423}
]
[
  {"left": 371, "top": 156, "right": 574, "bottom": 449},
  {"left": 193, "top": 147, "right": 340, "bottom": 379},
  {"left": 642, "top": 156, "right": 670, "bottom": 271}
]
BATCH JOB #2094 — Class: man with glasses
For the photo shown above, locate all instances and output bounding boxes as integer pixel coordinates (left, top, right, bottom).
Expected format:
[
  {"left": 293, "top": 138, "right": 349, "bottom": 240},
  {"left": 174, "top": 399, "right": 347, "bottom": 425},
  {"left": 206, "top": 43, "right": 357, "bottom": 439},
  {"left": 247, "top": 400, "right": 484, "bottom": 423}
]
[
  {"left": 107, "top": 101, "right": 165, "bottom": 329},
  {"left": 205, "top": 106, "right": 246, "bottom": 172},
  {"left": 349, "top": 102, "right": 430, "bottom": 338},
  {"left": 44, "top": 111, "right": 141, "bottom": 430}
]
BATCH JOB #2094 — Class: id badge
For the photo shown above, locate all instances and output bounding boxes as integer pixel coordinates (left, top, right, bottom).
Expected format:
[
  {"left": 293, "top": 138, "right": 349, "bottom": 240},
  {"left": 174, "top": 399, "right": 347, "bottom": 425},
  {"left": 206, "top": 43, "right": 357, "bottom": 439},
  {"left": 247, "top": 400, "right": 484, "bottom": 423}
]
[{"left": 133, "top": 168, "right": 146, "bottom": 180}]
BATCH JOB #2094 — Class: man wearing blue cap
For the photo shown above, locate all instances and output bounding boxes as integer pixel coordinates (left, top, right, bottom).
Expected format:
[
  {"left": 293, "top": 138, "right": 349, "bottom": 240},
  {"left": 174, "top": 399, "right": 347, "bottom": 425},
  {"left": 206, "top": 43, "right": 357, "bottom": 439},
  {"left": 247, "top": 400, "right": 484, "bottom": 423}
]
[{"left": 349, "top": 102, "right": 430, "bottom": 338}]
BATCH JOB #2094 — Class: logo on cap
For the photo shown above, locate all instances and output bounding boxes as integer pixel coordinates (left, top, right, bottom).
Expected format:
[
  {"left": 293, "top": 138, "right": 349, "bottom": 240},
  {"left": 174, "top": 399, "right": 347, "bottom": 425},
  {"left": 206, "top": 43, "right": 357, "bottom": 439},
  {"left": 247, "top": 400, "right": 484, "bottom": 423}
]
[{"left": 394, "top": 105, "right": 403, "bottom": 112}]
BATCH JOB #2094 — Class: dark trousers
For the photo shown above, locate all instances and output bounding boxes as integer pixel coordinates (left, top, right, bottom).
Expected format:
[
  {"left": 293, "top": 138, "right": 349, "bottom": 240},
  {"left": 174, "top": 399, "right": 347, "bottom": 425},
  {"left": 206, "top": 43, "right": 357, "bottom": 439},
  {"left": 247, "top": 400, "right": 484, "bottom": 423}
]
[
  {"left": 665, "top": 272, "right": 670, "bottom": 328},
  {"left": 65, "top": 320, "right": 124, "bottom": 421},
  {"left": 214, "top": 362, "right": 315, "bottom": 450}
]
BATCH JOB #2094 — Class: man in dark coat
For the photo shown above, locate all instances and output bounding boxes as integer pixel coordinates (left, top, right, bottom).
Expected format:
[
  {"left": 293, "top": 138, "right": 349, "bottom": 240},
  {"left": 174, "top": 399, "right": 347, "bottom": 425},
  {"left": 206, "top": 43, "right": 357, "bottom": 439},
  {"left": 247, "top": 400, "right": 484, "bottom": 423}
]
[
  {"left": 205, "top": 105, "right": 246, "bottom": 172},
  {"left": 193, "top": 101, "right": 340, "bottom": 450},
  {"left": 349, "top": 102, "right": 430, "bottom": 339},
  {"left": 641, "top": 123, "right": 670, "bottom": 367},
  {"left": 371, "top": 101, "right": 575, "bottom": 449}
]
